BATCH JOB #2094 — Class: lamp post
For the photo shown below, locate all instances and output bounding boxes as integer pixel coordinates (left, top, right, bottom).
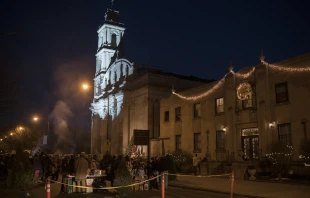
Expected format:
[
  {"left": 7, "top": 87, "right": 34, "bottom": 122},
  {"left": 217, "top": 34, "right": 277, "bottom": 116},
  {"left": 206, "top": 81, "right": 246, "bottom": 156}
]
[{"left": 33, "top": 116, "right": 50, "bottom": 145}]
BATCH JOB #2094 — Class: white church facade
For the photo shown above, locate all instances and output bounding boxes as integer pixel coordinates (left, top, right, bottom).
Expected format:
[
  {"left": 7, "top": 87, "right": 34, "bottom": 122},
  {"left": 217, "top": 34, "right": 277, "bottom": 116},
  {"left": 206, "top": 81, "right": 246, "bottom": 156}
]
[{"left": 90, "top": 8, "right": 212, "bottom": 156}]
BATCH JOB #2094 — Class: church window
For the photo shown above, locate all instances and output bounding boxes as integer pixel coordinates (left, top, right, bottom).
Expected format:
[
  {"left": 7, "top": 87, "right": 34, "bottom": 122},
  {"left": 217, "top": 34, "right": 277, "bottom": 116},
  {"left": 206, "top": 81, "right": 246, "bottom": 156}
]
[
  {"left": 126, "top": 65, "right": 129, "bottom": 76},
  {"left": 111, "top": 34, "right": 117, "bottom": 47},
  {"left": 109, "top": 71, "right": 111, "bottom": 84},
  {"left": 120, "top": 64, "right": 123, "bottom": 76},
  {"left": 114, "top": 71, "right": 117, "bottom": 82}
]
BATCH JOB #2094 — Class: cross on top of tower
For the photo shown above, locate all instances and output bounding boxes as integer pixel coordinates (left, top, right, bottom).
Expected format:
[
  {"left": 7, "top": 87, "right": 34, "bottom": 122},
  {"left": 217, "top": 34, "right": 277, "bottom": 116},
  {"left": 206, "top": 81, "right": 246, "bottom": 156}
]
[{"left": 111, "top": 0, "right": 114, "bottom": 8}]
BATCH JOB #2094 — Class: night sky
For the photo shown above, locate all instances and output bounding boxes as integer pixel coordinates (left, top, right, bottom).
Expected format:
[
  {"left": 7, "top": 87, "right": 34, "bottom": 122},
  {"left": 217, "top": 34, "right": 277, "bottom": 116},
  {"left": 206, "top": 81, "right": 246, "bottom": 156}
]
[{"left": 1, "top": 0, "right": 310, "bottom": 132}]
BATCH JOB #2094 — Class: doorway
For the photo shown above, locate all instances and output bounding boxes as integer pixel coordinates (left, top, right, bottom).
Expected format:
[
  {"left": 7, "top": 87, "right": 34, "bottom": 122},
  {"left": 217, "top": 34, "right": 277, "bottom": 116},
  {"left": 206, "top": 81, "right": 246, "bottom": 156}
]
[{"left": 241, "top": 128, "right": 259, "bottom": 160}]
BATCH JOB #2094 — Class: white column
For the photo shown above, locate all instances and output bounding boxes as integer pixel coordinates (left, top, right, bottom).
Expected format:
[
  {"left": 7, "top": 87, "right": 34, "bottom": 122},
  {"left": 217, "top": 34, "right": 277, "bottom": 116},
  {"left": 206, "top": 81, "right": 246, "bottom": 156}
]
[
  {"left": 105, "top": 52, "right": 108, "bottom": 69},
  {"left": 107, "top": 28, "right": 111, "bottom": 44},
  {"left": 103, "top": 29, "right": 107, "bottom": 44},
  {"left": 98, "top": 35, "right": 101, "bottom": 48},
  {"left": 116, "top": 34, "right": 120, "bottom": 46}
]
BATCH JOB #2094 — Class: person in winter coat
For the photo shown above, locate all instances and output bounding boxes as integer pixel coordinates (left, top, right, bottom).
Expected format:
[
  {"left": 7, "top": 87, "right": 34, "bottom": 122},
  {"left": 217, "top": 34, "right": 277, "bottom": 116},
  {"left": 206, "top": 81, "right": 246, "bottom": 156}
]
[
  {"left": 60, "top": 156, "right": 70, "bottom": 193},
  {"left": 68, "top": 155, "right": 75, "bottom": 175},
  {"left": 193, "top": 153, "right": 199, "bottom": 175},
  {"left": 75, "top": 152, "right": 89, "bottom": 193}
]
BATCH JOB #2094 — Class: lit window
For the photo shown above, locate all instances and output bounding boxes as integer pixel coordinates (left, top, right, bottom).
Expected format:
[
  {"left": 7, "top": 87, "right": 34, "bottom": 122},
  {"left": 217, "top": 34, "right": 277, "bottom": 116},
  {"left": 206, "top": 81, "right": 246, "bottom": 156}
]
[
  {"left": 242, "top": 91, "right": 253, "bottom": 108},
  {"left": 194, "top": 103, "right": 201, "bottom": 118},
  {"left": 175, "top": 107, "right": 181, "bottom": 122},
  {"left": 216, "top": 98, "right": 224, "bottom": 114}
]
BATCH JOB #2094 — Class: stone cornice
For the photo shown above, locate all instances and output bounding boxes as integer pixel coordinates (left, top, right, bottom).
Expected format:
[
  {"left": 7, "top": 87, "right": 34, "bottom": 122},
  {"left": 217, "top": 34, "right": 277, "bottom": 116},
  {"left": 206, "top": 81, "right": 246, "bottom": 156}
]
[{"left": 97, "top": 23, "right": 126, "bottom": 33}]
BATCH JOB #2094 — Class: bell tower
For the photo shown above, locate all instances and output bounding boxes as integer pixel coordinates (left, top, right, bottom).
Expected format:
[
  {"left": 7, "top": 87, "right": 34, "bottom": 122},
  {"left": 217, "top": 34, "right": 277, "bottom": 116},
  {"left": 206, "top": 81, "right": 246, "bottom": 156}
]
[{"left": 95, "top": 7, "right": 125, "bottom": 74}]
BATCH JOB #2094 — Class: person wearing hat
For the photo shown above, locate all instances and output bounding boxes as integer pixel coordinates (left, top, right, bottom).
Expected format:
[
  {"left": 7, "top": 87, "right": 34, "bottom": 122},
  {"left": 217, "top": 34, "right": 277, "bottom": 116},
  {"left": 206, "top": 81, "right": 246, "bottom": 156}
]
[{"left": 75, "top": 152, "right": 88, "bottom": 193}]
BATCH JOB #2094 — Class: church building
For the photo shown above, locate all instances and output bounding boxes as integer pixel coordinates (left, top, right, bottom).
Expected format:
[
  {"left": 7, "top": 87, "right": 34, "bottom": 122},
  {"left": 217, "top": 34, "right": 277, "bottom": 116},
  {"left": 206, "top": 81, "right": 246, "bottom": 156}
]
[{"left": 90, "top": 7, "right": 212, "bottom": 156}]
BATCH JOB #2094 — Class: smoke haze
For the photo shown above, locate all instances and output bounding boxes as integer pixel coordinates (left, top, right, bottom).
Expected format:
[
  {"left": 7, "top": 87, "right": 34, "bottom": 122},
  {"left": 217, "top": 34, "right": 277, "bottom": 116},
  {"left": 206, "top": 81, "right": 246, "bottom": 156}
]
[{"left": 50, "top": 57, "right": 94, "bottom": 153}]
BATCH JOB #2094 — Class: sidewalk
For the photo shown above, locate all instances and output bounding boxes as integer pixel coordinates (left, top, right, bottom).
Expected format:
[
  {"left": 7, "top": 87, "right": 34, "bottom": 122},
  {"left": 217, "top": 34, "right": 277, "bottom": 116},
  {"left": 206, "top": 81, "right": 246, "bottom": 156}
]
[{"left": 169, "top": 174, "right": 310, "bottom": 198}]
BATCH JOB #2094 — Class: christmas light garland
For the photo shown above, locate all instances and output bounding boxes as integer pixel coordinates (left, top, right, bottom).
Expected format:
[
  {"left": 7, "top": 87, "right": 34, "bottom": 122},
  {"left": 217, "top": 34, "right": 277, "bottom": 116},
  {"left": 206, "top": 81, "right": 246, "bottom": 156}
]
[
  {"left": 172, "top": 59, "right": 310, "bottom": 101},
  {"left": 172, "top": 77, "right": 226, "bottom": 101},
  {"left": 231, "top": 67, "right": 256, "bottom": 79},
  {"left": 261, "top": 60, "right": 310, "bottom": 72}
]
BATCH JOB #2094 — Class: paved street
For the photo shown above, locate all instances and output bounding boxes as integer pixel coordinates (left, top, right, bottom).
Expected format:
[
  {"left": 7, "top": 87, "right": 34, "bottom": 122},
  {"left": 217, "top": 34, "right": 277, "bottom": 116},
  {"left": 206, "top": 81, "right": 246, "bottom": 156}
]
[
  {"left": 0, "top": 183, "right": 257, "bottom": 198},
  {"left": 51, "top": 187, "right": 254, "bottom": 198}
]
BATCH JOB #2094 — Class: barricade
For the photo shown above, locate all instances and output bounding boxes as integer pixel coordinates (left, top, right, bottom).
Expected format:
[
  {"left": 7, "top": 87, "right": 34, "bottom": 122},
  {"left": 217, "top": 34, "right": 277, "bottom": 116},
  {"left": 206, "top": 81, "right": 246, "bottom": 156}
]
[
  {"left": 230, "top": 170, "right": 235, "bottom": 198},
  {"left": 46, "top": 171, "right": 234, "bottom": 198},
  {"left": 167, "top": 171, "right": 235, "bottom": 198},
  {"left": 67, "top": 177, "right": 73, "bottom": 194},
  {"left": 86, "top": 178, "right": 94, "bottom": 193},
  {"left": 46, "top": 179, "right": 50, "bottom": 198},
  {"left": 161, "top": 173, "right": 165, "bottom": 198}
]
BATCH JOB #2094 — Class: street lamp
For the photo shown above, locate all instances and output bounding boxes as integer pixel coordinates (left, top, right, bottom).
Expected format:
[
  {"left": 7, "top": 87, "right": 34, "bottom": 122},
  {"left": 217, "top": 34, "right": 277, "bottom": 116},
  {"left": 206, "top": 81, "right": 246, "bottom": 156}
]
[
  {"left": 33, "top": 116, "right": 50, "bottom": 145},
  {"left": 82, "top": 84, "right": 90, "bottom": 89}
]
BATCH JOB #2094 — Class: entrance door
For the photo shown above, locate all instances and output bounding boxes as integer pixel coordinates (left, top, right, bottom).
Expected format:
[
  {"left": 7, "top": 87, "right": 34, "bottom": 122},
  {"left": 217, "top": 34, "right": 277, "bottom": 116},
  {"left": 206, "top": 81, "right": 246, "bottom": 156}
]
[
  {"left": 242, "top": 136, "right": 259, "bottom": 160},
  {"left": 241, "top": 128, "right": 259, "bottom": 160}
]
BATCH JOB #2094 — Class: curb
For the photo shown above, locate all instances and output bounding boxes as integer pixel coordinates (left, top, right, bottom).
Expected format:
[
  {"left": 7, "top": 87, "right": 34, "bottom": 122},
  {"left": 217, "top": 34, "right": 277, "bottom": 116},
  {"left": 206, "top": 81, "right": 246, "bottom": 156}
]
[{"left": 168, "top": 183, "right": 266, "bottom": 198}]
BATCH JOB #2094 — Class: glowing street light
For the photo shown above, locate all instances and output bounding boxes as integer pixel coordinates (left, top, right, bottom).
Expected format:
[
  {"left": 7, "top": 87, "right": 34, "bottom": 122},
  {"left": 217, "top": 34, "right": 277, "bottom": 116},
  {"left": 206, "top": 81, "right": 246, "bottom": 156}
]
[
  {"left": 33, "top": 116, "right": 50, "bottom": 145},
  {"left": 10, "top": 133, "right": 13, "bottom": 136},
  {"left": 82, "top": 84, "right": 90, "bottom": 89},
  {"left": 0, "top": 139, "right": 2, "bottom": 141}
]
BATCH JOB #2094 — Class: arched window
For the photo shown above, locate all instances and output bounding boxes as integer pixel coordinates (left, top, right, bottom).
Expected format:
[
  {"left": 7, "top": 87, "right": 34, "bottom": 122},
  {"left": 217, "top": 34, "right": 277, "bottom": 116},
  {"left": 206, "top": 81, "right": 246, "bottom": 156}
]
[{"left": 111, "top": 34, "right": 117, "bottom": 47}]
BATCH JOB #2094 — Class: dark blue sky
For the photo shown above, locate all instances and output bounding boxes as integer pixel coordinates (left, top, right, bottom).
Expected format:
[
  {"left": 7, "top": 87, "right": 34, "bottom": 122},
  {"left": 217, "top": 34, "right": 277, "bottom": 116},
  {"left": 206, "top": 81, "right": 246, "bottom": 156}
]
[{"left": 1, "top": 0, "right": 310, "bottom": 130}]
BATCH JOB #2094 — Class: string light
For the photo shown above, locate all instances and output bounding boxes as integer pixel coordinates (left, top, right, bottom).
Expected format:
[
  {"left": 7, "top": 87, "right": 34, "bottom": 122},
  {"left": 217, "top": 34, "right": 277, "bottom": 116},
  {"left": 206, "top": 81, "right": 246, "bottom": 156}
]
[
  {"left": 172, "top": 58, "right": 310, "bottom": 101},
  {"left": 231, "top": 67, "right": 256, "bottom": 78},
  {"left": 261, "top": 60, "right": 310, "bottom": 72},
  {"left": 172, "top": 77, "right": 226, "bottom": 101}
]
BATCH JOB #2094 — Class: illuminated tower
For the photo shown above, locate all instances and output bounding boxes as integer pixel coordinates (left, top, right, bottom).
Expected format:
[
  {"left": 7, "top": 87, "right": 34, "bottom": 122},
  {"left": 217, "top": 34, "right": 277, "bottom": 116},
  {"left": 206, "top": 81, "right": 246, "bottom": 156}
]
[
  {"left": 94, "top": 8, "right": 126, "bottom": 95},
  {"left": 91, "top": 5, "right": 134, "bottom": 155}
]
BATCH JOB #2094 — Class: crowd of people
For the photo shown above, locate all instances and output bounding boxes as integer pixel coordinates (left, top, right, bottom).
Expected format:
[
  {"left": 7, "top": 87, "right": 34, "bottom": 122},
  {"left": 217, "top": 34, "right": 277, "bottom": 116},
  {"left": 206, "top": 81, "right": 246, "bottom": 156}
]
[{"left": 0, "top": 151, "right": 175, "bottom": 192}]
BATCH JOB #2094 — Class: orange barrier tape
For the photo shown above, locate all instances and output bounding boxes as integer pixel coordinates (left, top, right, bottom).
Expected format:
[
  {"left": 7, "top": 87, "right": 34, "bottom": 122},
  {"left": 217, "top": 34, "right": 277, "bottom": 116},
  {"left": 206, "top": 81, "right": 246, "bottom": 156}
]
[
  {"left": 48, "top": 174, "right": 162, "bottom": 190},
  {"left": 47, "top": 172, "right": 232, "bottom": 190},
  {"left": 168, "top": 173, "right": 232, "bottom": 178}
]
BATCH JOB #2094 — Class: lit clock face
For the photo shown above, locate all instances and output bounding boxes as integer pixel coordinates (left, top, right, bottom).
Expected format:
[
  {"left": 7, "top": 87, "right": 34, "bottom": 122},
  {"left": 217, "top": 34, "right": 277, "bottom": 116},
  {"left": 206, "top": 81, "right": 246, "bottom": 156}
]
[{"left": 236, "top": 83, "right": 252, "bottom": 100}]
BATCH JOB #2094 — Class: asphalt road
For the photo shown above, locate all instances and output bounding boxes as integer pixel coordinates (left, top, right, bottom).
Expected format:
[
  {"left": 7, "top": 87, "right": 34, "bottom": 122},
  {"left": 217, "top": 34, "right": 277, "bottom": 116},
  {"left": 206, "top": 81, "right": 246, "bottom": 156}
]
[
  {"left": 0, "top": 180, "right": 256, "bottom": 198},
  {"left": 51, "top": 187, "right": 255, "bottom": 198}
]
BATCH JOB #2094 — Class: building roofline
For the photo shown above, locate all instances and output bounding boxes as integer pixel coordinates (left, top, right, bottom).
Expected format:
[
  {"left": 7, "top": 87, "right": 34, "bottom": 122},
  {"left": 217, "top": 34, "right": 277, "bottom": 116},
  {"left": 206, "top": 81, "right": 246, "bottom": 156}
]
[{"left": 134, "top": 67, "right": 215, "bottom": 83}]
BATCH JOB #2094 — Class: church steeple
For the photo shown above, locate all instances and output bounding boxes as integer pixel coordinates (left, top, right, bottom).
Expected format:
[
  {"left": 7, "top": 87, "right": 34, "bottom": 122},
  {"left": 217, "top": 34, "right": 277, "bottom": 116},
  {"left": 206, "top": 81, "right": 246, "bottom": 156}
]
[{"left": 95, "top": 3, "right": 125, "bottom": 74}]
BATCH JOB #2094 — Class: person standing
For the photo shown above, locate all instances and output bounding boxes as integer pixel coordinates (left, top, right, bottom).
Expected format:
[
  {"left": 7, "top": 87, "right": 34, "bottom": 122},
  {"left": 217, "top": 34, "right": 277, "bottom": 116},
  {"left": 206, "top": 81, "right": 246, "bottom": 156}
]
[
  {"left": 60, "top": 156, "right": 70, "bottom": 193},
  {"left": 193, "top": 153, "right": 199, "bottom": 176},
  {"left": 75, "top": 152, "right": 88, "bottom": 193}
]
